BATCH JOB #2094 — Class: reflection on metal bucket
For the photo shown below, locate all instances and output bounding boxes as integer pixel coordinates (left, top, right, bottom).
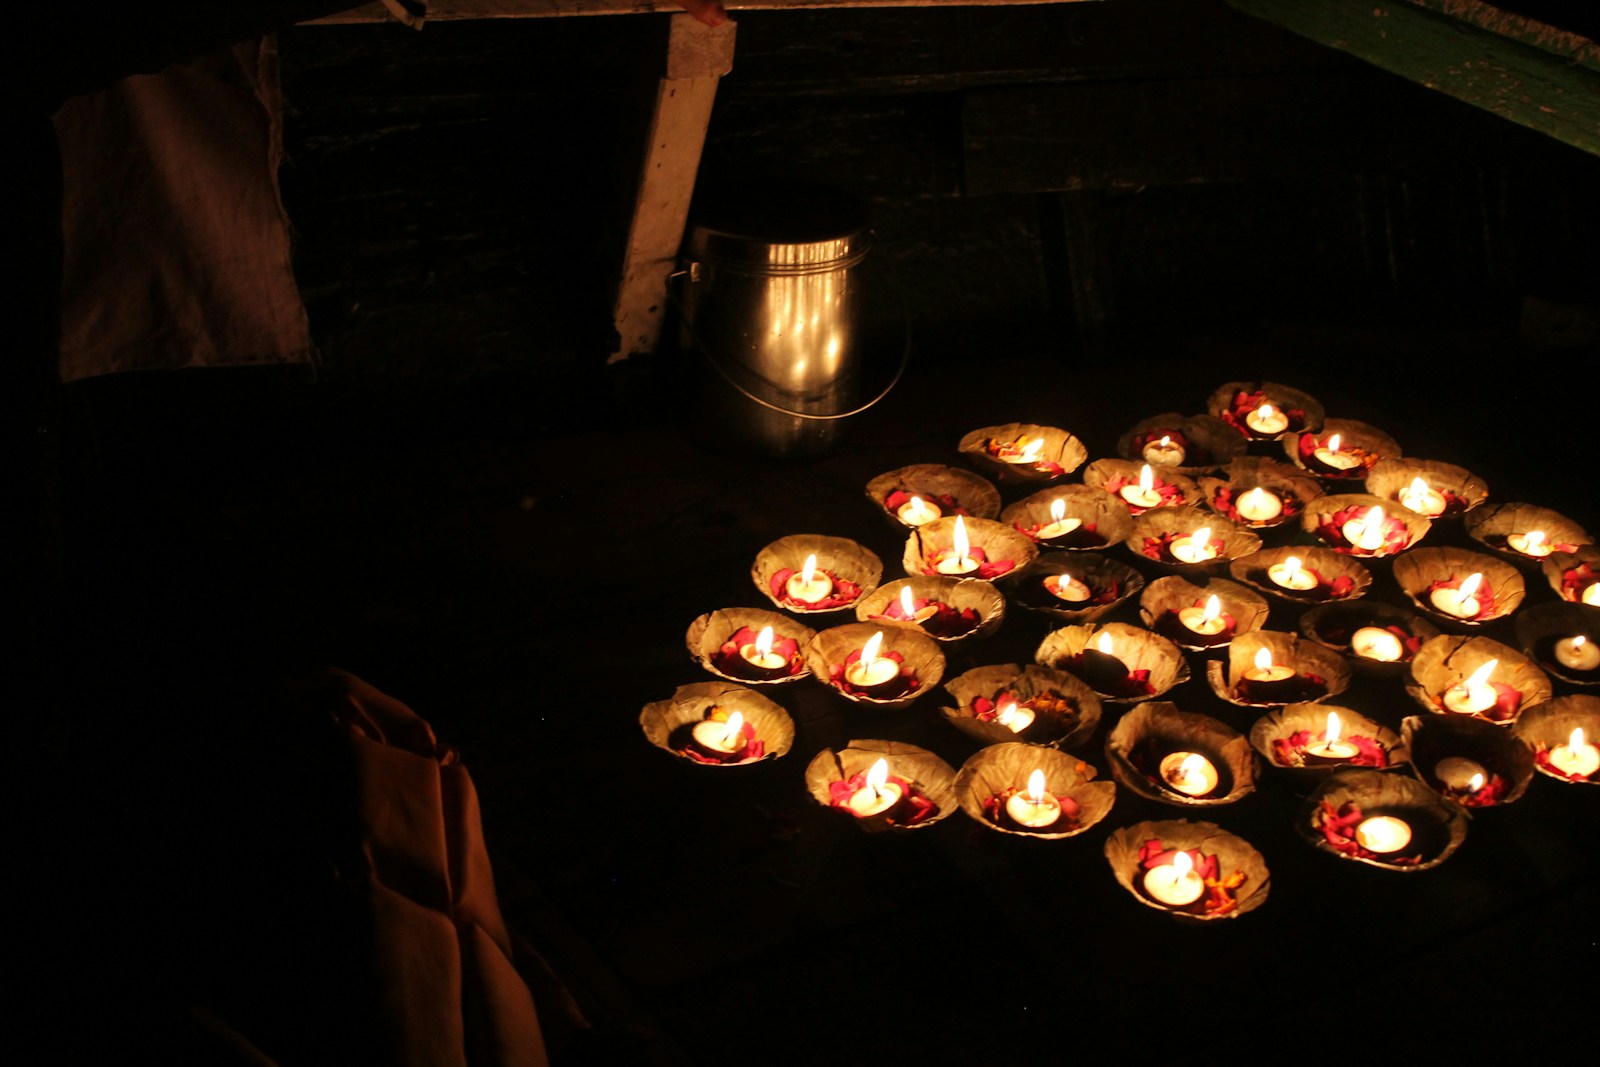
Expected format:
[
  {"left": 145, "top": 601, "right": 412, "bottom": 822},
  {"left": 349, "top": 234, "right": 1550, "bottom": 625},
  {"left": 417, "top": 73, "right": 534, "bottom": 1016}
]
[{"left": 678, "top": 187, "right": 904, "bottom": 457}]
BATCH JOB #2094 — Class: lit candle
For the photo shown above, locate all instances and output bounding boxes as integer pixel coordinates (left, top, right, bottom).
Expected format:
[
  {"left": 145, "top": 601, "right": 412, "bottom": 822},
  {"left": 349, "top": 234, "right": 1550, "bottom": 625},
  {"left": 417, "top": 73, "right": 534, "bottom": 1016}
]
[
  {"left": 1142, "top": 434, "right": 1186, "bottom": 467},
  {"left": 846, "top": 757, "right": 905, "bottom": 816},
  {"left": 1002, "top": 437, "right": 1047, "bottom": 465},
  {"left": 934, "top": 515, "right": 980, "bottom": 576},
  {"left": 898, "top": 586, "right": 939, "bottom": 625},
  {"left": 1554, "top": 634, "right": 1600, "bottom": 672},
  {"left": 1399, "top": 476, "right": 1447, "bottom": 517},
  {"left": 1235, "top": 486, "right": 1283, "bottom": 522},
  {"left": 896, "top": 494, "right": 941, "bottom": 527},
  {"left": 1004, "top": 769, "right": 1062, "bottom": 828},
  {"left": 1429, "top": 572, "right": 1486, "bottom": 620},
  {"left": 690, "top": 710, "right": 748, "bottom": 757},
  {"left": 1341, "top": 506, "right": 1389, "bottom": 552},
  {"left": 1434, "top": 756, "right": 1487, "bottom": 792},
  {"left": 1547, "top": 727, "right": 1600, "bottom": 778},
  {"left": 1313, "top": 433, "right": 1362, "bottom": 471},
  {"left": 1350, "top": 625, "right": 1404, "bottom": 662},
  {"left": 1118, "top": 464, "right": 1164, "bottom": 509},
  {"left": 1585, "top": 584, "right": 1600, "bottom": 608},
  {"left": 1505, "top": 529, "right": 1551, "bottom": 557},
  {"left": 1177, "top": 595, "right": 1229, "bottom": 638},
  {"left": 1168, "top": 526, "right": 1218, "bottom": 564},
  {"left": 1158, "top": 751, "right": 1220, "bottom": 797},
  {"left": 1245, "top": 647, "right": 1295, "bottom": 683},
  {"left": 1267, "top": 555, "right": 1319, "bottom": 591},
  {"left": 1302, "top": 711, "right": 1360, "bottom": 765},
  {"left": 1142, "top": 849, "right": 1205, "bottom": 906},
  {"left": 844, "top": 631, "right": 902, "bottom": 690},
  {"left": 738, "top": 625, "right": 789, "bottom": 674},
  {"left": 1244, "top": 403, "right": 1289, "bottom": 436},
  {"left": 993, "top": 700, "right": 1036, "bottom": 734},
  {"left": 785, "top": 553, "right": 834, "bottom": 604},
  {"left": 1354, "top": 815, "right": 1412, "bottom": 854},
  {"left": 1043, "top": 572, "right": 1092, "bottom": 603},
  {"left": 1035, "top": 497, "right": 1082, "bottom": 541},
  {"left": 1442, "top": 659, "right": 1500, "bottom": 715}
]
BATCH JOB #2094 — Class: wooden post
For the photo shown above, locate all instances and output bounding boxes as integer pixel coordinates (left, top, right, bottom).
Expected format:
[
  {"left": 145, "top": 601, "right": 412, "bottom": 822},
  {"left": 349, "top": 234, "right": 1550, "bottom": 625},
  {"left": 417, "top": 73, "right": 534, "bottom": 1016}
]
[{"left": 609, "top": 14, "right": 735, "bottom": 362}]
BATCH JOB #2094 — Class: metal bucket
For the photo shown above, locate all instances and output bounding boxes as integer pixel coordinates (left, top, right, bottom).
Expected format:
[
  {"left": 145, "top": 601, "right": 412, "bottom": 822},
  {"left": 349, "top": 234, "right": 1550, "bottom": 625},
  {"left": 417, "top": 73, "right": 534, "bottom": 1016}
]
[{"left": 678, "top": 186, "right": 903, "bottom": 457}]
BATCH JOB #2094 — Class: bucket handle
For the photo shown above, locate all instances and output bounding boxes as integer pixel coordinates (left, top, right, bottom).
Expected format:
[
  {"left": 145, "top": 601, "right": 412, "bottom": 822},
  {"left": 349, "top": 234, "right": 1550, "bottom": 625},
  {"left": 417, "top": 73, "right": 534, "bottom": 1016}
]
[{"left": 670, "top": 267, "right": 910, "bottom": 422}]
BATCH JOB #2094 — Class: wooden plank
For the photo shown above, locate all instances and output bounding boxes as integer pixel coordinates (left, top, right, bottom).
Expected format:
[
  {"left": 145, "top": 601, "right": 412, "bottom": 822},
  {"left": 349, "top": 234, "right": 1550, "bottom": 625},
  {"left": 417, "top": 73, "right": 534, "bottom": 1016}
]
[
  {"left": 309, "top": 0, "right": 1107, "bottom": 23},
  {"left": 610, "top": 15, "right": 736, "bottom": 361},
  {"left": 1223, "top": 0, "right": 1600, "bottom": 156}
]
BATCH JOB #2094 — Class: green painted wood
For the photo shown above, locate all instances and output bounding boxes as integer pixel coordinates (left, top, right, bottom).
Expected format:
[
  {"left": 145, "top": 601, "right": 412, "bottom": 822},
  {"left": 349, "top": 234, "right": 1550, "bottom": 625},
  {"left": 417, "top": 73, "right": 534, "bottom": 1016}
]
[{"left": 1223, "top": 0, "right": 1600, "bottom": 156}]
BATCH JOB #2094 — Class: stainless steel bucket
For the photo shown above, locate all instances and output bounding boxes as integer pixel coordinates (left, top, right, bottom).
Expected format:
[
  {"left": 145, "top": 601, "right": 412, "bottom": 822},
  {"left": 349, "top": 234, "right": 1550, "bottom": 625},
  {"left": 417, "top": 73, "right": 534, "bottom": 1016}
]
[{"left": 678, "top": 188, "right": 903, "bottom": 457}]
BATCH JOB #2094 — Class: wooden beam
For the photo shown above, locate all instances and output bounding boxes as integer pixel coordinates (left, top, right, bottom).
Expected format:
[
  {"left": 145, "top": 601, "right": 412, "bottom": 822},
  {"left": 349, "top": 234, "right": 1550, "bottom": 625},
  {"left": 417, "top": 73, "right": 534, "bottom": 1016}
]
[
  {"left": 307, "top": 0, "right": 1106, "bottom": 23},
  {"left": 1223, "top": 0, "right": 1600, "bottom": 156},
  {"left": 609, "top": 14, "right": 736, "bottom": 362}
]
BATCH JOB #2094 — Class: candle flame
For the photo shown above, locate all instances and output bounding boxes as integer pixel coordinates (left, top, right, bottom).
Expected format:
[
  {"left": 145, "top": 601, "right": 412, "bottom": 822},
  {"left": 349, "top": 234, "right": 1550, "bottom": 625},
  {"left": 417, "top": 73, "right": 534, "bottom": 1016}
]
[
  {"left": 1026, "top": 768, "right": 1047, "bottom": 803},
  {"left": 1325, "top": 711, "right": 1343, "bottom": 745},
  {"left": 1458, "top": 572, "right": 1483, "bottom": 599},
  {"left": 1139, "top": 464, "right": 1154, "bottom": 494},
  {"left": 1190, "top": 527, "right": 1212, "bottom": 550},
  {"left": 865, "top": 757, "right": 889, "bottom": 794},
  {"left": 1464, "top": 658, "right": 1498, "bottom": 690},
  {"left": 909, "top": 494, "right": 928, "bottom": 516},
  {"left": 1171, "top": 850, "right": 1193, "bottom": 878},
  {"left": 1201, "top": 595, "right": 1221, "bottom": 625},
  {"left": 1254, "top": 647, "right": 1275, "bottom": 672},
  {"left": 1241, "top": 486, "right": 1269, "bottom": 512},
  {"left": 801, "top": 553, "right": 817, "bottom": 585},
  {"left": 996, "top": 702, "right": 1028, "bottom": 732},
  {"left": 1178, "top": 753, "right": 1208, "bottom": 783},
  {"left": 1325, "top": 433, "right": 1342, "bottom": 454},
  {"left": 1021, "top": 437, "right": 1044, "bottom": 462},
  {"left": 1257, "top": 404, "right": 1276, "bottom": 421},
  {"left": 900, "top": 586, "right": 916, "bottom": 617},
  {"left": 1283, "top": 555, "right": 1303, "bottom": 580},
  {"left": 722, "top": 710, "right": 745, "bottom": 745},
  {"left": 753, "top": 625, "right": 775, "bottom": 657},
  {"left": 859, "top": 631, "right": 884, "bottom": 670},
  {"left": 1159, "top": 434, "right": 1173, "bottom": 449},
  {"left": 1571, "top": 727, "right": 1587, "bottom": 749},
  {"left": 1525, "top": 530, "right": 1547, "bottom": 551},
  {"left": 1575, "top": 636, "right": 1589, "bottom": 652},
  {"left": 1050, "top": 497, "right": 1066, "bottom": 523},
  {"left": 952, "top": 515, "right": 970, "bottom": 563},
  {"left": 1406, "top": 477, "right": 1431, "bottom": 502},
  {"left": 1097, "top": 631, "right": 1115, "bottom": 656},
  {"left": 1468, "top": 772, "right": 1484, "bottom": 793}
]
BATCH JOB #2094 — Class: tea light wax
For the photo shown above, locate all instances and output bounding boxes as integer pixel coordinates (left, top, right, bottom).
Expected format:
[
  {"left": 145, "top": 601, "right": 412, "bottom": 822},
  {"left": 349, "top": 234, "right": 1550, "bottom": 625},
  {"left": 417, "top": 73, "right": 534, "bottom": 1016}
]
[
  {"left": 1430, "top": 573, "right": 1485, "bottom": 620},
  {"left": 1235, "top": 486, "right": 1283, "bottom": 522},
  {"left": 1442, "top": 659, "right": 1500, "bottom": 715},
  {"left": 1004, "top": 769, "right": 1062, "bottom": 828},
  {"left": 994, "top": 701, "right": 1036, "bottom": 733},
  {"left": 1143, "top": 849, "right": 1205, "bottom": 906},
  {"left": 1435, "top": 756, "right": 1487, "bottom": 792},
  {"left": 1267, "top": 555, "right": 1318, "bottom": 591},
  {"left": 1036, "top": 498, "right": 1082, "bottom": 541},
  {"left": 1342, "top": 507, "right": 1389, "bottom": 552},
  {"left": 1548, "top": 728, "right": 1600, "bottom": 778},
  {"left": 1002, "top": 438, "right": 1046, "bottom": 465},
  {"left": 1354, "top": 815, "right": 1412, "bottom": 854},
  {"left": 1506, "top": 529, "right": 1551, "bottom": 557},
  {"left": 1313, "top": 434, "right": 1362, "bottom": 471},
  {"left": 845, "top": 631, "right": 902, "bottom": 689},
  {"left": 1350, "top": 626, "right": 1404, "bottom": 662},
  {"left": 785, "top": 554, "right": 834, "bottom": 604},
  {"left": 896, "top": 495, "right": 941, "bottom": 527},
  {"left": 1142, "top": 435, "right": 1185, "bottom": 466},
  {"left": 1177, "top": 595, "right": 1229, "bottom": 637},
  {"left": 846, "top": 758, "right": 904, "bottom": 816},
  {"left": 739, "top": 626, "right": 789, "bottom": 672},
  {"left": 1245, "top": 403, "right": 1289, "bottom": 435},
  {"left": 690, "top": 711, "right": 747, "bottom": 756},
  {"left": 1169, "top": 526, "right": 1218, "bottom": 564},
  {"left": 1118, "top": 465, "right": 1163, "bottom": 509},
  {"left": 935, "top": 516, "right": 980, "bottom": 576},
  {"left": 1044, "top": 572, "right": 1092, "bottom": 603},
  {"left": 1399, "top": 477, "right": 1447, "bottom": 517},
  {"left": 1554, "top": 634, "right": 1600, "bottom": 671},
  {"left": 1584, "top": 583, "right": 1600, "bottom": 608},
  {"left": 1159, "top": 751, "right": 1220, "bottom": 797},
  {"left": 1303, "top": 711, "right": 1359, "bottom": 765}
]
